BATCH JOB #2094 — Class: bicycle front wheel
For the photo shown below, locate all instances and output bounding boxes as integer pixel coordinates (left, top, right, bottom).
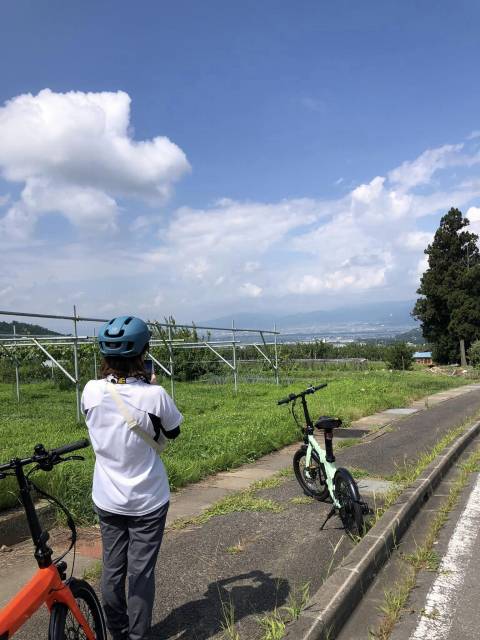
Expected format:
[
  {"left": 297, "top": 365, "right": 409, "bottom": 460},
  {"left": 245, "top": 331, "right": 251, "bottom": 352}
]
[
  {"left": 293, "top": 447, "right": 329, "bottom": 501},
  {"left": 49, "top": 578, "right": 106, "bottom": 640},
  {"left": 334, "top": 467, "right": 364, "bottom": 537}
]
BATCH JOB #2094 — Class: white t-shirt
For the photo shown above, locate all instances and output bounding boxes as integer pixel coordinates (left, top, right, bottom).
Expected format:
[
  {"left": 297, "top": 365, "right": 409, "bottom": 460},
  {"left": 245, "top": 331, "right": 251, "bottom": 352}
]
[{"left": 81, "top": 377, "right": 183, "bottom": 516}]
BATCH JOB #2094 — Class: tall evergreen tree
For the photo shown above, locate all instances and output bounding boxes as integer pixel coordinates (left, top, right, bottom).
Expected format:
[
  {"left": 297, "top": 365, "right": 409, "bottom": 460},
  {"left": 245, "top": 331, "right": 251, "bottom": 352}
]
[{"left": 413, "top": 208, "right": 480, "bottom": 363}]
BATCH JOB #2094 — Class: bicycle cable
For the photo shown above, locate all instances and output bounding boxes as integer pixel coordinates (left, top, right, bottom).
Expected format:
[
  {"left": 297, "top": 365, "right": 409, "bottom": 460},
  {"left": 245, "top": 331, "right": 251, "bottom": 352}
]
[
  {"left": 290, "top": 399, "right": 303, "bottom": 431},
  {"left": 26, "top": 467, "right": 77, "bottom": 578}
]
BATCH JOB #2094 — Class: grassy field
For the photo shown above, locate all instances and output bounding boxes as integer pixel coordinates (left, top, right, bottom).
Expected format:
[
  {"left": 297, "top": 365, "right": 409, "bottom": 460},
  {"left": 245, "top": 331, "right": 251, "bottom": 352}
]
[{"left": 0, "top": 369, "right": 473, "bottom": 522}]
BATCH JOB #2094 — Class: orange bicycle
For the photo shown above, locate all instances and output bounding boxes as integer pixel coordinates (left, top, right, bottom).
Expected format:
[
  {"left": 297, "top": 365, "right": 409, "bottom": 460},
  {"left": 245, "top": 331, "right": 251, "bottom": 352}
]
[{"left": 0, "top": 439, "right": 106, "bottom": 639}]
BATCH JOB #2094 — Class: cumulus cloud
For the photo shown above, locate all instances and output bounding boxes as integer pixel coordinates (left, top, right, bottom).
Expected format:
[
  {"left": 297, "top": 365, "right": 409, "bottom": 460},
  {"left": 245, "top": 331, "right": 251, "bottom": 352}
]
[
  {"left": 466, "top": 206, "right": 480, "bottom": 236},
  {"left": 0, "top": 89, "right": 189, "bottom": 236},
  {"left": 3, "top": 132, "right": 480, "bottom": 317},
  {"left": 135, "top": 138, "right": 480, "bottom": 310}
]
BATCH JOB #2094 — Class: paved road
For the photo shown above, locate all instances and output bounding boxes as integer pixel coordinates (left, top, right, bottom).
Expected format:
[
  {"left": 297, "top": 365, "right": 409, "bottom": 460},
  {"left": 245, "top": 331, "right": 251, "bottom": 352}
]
[
  {"left": 4, "top": 386, "right": 480, "bottom": 639},
  {"left": 339, "top": 385, "right": 480, "bottom": 477},
  {"left": 389, "top": 470, "right": 480, "bottom": 640}
]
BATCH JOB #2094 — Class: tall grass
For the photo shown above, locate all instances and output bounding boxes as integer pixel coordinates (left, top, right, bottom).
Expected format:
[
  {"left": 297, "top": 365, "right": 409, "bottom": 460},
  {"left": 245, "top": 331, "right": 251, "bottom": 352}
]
[{"left": 0, "top": 369, "right": 470, "bottom": 522}]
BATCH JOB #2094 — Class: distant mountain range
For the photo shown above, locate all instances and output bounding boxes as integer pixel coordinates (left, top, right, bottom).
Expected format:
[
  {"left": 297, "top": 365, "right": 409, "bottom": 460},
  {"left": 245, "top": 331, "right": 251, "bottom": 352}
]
[
  {"left": 0, "top": 320, "right": 60, "bottom": 337},
  {"left": 0, "top": 300, "right": 422, "bottom": 343},
  {"left": 203, "top": 300, "right": 417, "bottom": 332}
]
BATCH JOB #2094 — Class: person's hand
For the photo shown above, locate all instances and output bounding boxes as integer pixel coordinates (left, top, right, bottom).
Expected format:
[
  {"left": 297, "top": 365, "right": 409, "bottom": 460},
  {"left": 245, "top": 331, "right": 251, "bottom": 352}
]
[{"left": 150, "top": 373, "right": 157, "bottom": 385}]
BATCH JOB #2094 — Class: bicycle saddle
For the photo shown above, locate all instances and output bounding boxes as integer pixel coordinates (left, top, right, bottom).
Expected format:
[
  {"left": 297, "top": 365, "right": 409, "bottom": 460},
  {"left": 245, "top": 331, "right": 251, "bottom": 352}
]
[{"left": 314, "top": 416, "right": 342, "bottom": 430}]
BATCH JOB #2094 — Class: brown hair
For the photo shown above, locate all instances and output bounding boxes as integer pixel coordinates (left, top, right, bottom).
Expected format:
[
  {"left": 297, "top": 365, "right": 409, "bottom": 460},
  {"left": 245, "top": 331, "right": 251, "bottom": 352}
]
[{"left": 101, "top": 354, "right": 148, "bottom": 381}]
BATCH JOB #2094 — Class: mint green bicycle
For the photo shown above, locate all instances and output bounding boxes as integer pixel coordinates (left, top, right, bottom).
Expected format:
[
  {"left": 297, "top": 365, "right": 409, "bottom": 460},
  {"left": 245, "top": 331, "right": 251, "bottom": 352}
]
[{"left": 278, "top": 383, "right": 369, "bottom": 536}]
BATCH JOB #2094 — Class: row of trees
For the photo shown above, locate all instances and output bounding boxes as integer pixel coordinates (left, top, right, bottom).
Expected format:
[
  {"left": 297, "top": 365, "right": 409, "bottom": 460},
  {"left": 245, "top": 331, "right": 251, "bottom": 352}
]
[{"left": 414, "top": 208, "right": 480, "bottom": 364}]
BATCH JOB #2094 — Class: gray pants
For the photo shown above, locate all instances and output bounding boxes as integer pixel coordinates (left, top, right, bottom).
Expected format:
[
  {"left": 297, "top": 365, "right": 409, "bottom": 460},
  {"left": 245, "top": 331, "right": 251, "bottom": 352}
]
[{"left": 96, "top": 502, "right": 169, "bottom": 640}]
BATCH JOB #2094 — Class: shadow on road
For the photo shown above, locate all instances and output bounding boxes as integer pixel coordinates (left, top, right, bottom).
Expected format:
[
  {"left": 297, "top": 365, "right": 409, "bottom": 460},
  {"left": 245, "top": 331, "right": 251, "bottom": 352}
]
[{"left": 149, "top": 569, "right": 290, "bottom": 639}]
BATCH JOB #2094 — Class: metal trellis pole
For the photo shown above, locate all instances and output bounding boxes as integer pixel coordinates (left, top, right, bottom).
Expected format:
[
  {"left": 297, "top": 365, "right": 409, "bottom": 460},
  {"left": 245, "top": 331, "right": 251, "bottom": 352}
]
[
  {"left": 232, "top": 320, "right": 238, "bottom": 392},
  {"left": 274, "top": 322, "right": 279, "bottom": 385},
  {"left": 73, "top": 306, "right": 81, "bottom": 422},
  {"left": 93, "top": 328, "right": 98, "bottom": 379},
  {"left": 13, "top": 324, "right": 20, "bottom": 402},
  {"left": 168, "top": 324, "right": 175, "bottom": 400}
]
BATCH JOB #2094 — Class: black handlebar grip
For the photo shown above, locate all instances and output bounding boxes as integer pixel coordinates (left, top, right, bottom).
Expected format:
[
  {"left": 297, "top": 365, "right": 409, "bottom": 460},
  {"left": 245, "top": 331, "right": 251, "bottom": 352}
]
[
  {"left": 314, "top": 383, "right": 328, "bottom": 391},
  {"left": 51, "top": 439, "right": 90, "bottom": 457}
]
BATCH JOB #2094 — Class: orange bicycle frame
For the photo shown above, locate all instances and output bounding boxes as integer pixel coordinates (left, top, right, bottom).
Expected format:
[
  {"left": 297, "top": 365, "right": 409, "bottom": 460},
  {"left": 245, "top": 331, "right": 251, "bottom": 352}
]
[{"left": 0, "top": 564, "right": 96, "bottom": 639}]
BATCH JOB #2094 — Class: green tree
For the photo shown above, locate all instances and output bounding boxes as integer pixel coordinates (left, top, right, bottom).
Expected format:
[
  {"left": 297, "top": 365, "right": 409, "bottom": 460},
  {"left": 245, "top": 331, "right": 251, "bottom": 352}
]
[
  {"left": 468, "top": 340, "right": 480, "bottom": 368},
  {"left": 413, "top": 208, "right": 480, "bottom": 363},
  {"left": 384, "top": 342, "right": 414, "bottom": 370}
]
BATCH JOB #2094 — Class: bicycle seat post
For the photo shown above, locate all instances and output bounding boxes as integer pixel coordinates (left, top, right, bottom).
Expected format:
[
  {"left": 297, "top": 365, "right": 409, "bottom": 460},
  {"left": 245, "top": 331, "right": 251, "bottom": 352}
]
[
  {"left": 14, "top": 461, "right": 53, "bottom": 568},
  {"left": 324, "top": 429, "right": 335, "bottom": 463}
]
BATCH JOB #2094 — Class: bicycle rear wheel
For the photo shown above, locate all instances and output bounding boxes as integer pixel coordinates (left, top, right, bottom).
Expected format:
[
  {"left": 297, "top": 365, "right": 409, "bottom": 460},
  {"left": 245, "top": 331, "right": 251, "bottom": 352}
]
[
  {"left": 293, "top": 447, "right": 329, "bottom": 501},
  {"left": 49, "top": 578, "right": 106, "bottom": 640},
  {"left": 334, "top": 467, "right": 364, "bottom": 537}
]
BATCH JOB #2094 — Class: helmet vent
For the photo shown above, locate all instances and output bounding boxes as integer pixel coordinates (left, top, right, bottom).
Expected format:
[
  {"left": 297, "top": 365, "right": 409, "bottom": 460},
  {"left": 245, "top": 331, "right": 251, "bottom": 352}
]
[
  {"left": 105, "top": 329, "right": 125, "bottom": 337},
  {"left": 124, "top": 317, "right": 133, "bottom": 325}
]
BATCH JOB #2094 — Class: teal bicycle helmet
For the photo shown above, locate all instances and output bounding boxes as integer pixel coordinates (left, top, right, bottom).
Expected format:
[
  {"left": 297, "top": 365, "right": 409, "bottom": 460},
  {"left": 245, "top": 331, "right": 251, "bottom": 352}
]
[{"left": 98, "top": 316, "right": 151, "bottom": 357}]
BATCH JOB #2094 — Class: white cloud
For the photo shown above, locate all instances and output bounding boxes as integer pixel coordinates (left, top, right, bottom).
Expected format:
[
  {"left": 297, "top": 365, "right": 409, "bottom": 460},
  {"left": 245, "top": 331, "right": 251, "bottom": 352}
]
[
  {"left": 3, "top": 133, "right": 480, "bottom": 318},
  {"left": 0, "top": 89, "right": 189, "bottom": 237},
  {"left": 240, "top": 282, "right": 263, "bottom": 298},
  {"left": 466, "top": 206, "right": 480, "bottom": 222},
  {"left": 291, "top": 267, "right": 387, "bottom": 294},
  {"left": 466, "top": 206, "right": 480, "bottom": 236},
  {"left": 129, "top": 139, "right": 480, "bottom": 312},
  {"left": 401, "top": 231, "right": 433, "bottom": 251},
  {"left": 388, "top": 143, "right": 469, "bottom": 190}
]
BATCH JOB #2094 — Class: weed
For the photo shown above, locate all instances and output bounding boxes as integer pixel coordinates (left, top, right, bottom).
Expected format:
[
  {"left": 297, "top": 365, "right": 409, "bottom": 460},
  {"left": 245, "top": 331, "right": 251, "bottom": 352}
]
[
  {"left": 276, "top": 467, "right": 294, "bottom": 478},
  {"left": 337, "top": 438, "right": 360, "bottom": 450},
  {"left": 404, "top": 547, "right": 440, "bottom": 572},
  {"left": 255, "top": 581, "right": 310, "bottom": 640},
  {"left": 282, "top": 581, "right": 310, "bottom": 620},
  {"left": 350, "top": 467, "right": 372, "bottom": 480},
  {"left": 226, "top": 541, "right": 245, "bottom": 554},
  {"left": 257, "top": 609, "right": 286, "bottom": 640},
  {"left": 375, "top": 569, "right": 416, "bottom": 639},
  {"left": 170, "top": 490, "right": 284, "bottom": 530},
  {"left": 220, "top": 600, "right": 241, "bottom": 640},
  {"left": 82, "top": 561, "right": 102, "bottom": 582},
  {"left": 251, "top": 476, "right": 284, "bottom": 492},
  {"left": 323, "top": 536, "right": 347, "bottom": 582}
]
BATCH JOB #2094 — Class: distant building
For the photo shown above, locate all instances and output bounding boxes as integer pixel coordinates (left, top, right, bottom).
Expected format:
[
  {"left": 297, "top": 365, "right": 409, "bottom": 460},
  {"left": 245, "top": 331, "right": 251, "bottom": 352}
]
[{"left": 413, "top": 351, "right": 433, "bottom": 365}]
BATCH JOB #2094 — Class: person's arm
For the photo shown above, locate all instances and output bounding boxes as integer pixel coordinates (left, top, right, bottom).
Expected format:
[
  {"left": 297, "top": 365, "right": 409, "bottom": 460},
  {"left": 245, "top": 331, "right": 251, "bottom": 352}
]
[
  {"left": 149, "top": 387, "right": 183, "bottom": 442},
  {"left": 148, "top": 413, "right": 180, "bottom": 440}
]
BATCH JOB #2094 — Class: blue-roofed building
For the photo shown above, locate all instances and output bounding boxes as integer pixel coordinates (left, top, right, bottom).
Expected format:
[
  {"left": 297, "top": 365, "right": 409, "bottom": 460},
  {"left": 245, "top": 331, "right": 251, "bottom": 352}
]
[{"left": 413, "top": 351, "right": 433, "bottom": 365}]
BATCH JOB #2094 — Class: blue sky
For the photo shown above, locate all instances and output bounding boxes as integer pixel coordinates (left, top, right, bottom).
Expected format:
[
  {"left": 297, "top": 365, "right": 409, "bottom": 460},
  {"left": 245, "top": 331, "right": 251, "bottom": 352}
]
[{"left": 1, "top": 1, "right": 480, "bottom": 324}]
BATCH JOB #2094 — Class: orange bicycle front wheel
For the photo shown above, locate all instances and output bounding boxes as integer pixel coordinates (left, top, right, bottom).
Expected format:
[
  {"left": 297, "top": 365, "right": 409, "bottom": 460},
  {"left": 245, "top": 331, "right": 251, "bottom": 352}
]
[{"left": 49, "top": 578, "right": 106, "bottom": 640}]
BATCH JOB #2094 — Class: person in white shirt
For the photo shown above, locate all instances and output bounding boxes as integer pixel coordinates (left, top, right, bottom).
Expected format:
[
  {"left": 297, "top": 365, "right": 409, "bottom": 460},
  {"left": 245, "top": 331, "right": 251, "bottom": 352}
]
[{"left": 81, "top": 316, "right": 182, "bottom": 640}]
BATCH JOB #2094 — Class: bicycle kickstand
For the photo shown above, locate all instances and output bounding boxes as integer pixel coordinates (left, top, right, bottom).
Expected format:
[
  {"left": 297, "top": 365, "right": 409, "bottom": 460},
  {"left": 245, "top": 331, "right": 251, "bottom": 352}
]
[{"left": 319, "top": 507, "right": 336, "bottom": 531}]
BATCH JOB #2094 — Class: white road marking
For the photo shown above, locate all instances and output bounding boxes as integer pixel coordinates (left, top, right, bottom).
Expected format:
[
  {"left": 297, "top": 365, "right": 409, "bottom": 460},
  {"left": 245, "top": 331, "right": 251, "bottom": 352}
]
[{"left": 410, "top": 473, "right": 480, "bottom": 640}]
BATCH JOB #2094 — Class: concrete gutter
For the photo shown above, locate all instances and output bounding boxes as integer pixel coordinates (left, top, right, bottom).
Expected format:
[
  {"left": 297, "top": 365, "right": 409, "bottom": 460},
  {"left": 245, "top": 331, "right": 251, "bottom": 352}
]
[
  {"left": 0, "top": 500, "right": 55, "bottom": 547},
  {"left": 284, "top": 419, "right": 480, "bottom": 640}
]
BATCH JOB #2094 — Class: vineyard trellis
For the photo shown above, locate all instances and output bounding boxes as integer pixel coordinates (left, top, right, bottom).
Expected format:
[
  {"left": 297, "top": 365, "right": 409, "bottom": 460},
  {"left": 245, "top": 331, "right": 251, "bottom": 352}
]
[{"left": 0, "top": 309, "right": 280, "bottom": 422}]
